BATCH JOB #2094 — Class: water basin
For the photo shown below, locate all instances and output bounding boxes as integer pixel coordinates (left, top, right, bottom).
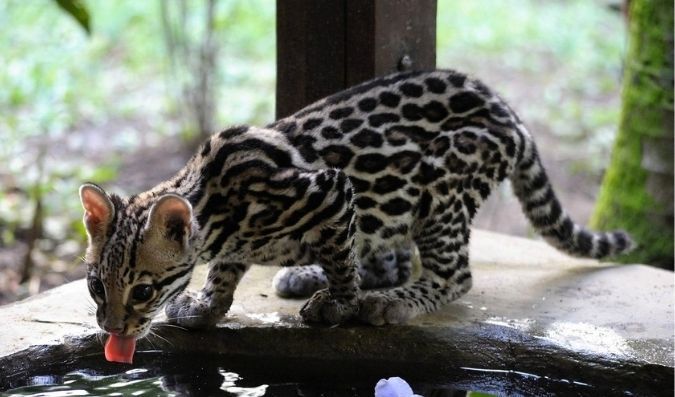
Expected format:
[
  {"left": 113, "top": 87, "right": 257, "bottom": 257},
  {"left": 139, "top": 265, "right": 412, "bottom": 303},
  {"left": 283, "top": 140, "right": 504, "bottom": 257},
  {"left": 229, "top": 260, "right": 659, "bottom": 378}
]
[{"left": 1, "top": 351, "right": 668, "bottom": 396}]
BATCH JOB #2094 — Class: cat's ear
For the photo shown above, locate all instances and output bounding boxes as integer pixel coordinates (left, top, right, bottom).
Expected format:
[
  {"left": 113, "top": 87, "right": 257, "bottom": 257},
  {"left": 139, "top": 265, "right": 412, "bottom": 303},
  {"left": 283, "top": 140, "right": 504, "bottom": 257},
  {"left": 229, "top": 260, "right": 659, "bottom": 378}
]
[
  {"left": 144, "top": 194, "right": 194, "bottom": 253},
  {"left": 79, "top": 184, "right": 115, "bottom": 242}
]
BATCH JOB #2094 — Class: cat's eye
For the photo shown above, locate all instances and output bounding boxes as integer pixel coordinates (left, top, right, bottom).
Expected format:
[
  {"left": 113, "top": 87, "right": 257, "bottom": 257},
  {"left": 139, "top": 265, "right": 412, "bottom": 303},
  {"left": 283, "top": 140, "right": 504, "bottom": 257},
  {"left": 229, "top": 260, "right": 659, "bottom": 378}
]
[
  {"left": 131, "top": 284, "right": 154, "bottom": 302},
  {"left": 89, "top": 277, "right": 105, "bottom": 299}
]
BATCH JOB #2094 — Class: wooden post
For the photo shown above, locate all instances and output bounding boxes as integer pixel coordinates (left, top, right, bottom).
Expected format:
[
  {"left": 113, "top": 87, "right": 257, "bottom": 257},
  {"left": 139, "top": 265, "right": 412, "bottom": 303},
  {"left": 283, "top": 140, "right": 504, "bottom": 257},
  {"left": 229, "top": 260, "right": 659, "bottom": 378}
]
[{"left": 276, "top": 0, "right": 437, "bottom": 119}]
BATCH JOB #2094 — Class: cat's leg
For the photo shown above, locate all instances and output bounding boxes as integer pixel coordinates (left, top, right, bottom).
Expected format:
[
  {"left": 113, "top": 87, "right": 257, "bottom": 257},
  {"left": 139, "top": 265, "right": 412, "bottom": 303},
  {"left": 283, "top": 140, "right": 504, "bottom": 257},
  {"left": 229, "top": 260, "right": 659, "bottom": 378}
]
[
  {"left": 296, "top": 170, "right": 361, "bottom": 325},
  {"left": 358, "top": 218, "right": 472, "bottom": 326},
  {"left": 165, "top": 261, "right": 250, "bottom": 328},
  {"left": 272, "top": 247, "right": 413, "bottom": 297}
]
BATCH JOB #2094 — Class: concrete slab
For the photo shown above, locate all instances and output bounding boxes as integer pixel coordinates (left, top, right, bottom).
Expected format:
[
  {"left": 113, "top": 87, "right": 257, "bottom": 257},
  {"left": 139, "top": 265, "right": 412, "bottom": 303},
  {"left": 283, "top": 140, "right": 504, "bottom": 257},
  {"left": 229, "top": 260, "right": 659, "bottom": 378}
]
[{"left": 1, "top": 230, "right": 673, "bottom": 393}]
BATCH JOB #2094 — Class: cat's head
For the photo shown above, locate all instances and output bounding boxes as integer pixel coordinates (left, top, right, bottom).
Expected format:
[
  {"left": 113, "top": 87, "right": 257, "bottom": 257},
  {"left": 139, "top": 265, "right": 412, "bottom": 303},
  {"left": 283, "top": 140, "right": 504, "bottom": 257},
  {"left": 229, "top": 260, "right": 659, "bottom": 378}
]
[{"left": 79, "top": 183, "right": 195, "bottom": 338}]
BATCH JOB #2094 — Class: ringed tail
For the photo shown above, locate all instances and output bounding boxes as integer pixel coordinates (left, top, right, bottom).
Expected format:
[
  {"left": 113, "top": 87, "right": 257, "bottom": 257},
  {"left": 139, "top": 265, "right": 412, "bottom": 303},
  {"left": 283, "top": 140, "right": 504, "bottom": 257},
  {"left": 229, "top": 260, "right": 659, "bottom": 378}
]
[{"left": 510, "top": 132, "right": 635, "bottom": 259}]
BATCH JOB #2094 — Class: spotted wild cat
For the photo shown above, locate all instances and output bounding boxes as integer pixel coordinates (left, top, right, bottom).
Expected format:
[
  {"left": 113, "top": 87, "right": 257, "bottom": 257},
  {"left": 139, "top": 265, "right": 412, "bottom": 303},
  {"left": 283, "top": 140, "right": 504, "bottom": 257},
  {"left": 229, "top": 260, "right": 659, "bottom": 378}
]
[{"left": 80, "top": 70, "right": 633, "bottom": 341}]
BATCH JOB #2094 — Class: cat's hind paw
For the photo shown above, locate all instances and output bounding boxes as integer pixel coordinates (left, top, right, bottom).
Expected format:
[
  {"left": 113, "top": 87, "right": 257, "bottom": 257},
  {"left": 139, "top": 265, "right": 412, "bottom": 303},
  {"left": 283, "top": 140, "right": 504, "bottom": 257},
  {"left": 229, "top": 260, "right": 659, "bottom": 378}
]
[
  {"left": 358, "top": 292, "right": 415, "bottom": 326},
  {"left": 359, "top": 248, "right": 413, "bottom": 289},
  {"left": 273, "top": 265, "right": 328, "bottom": 298}
]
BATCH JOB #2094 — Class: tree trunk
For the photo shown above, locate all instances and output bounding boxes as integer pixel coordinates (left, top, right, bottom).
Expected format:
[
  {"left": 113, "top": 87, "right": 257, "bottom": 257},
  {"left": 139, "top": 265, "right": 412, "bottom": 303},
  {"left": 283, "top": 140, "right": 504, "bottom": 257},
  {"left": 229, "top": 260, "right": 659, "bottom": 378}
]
[{"left": 591, "top": 0, "right": 674, "bottom": 268}]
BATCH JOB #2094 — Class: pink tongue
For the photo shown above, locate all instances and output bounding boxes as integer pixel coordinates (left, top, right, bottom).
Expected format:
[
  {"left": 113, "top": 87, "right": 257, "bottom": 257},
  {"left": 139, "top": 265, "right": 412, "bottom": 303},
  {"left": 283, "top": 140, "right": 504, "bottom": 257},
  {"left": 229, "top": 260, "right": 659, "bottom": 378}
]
[{"left": 104, "top": 334, "right": 137, "bottom": 364}]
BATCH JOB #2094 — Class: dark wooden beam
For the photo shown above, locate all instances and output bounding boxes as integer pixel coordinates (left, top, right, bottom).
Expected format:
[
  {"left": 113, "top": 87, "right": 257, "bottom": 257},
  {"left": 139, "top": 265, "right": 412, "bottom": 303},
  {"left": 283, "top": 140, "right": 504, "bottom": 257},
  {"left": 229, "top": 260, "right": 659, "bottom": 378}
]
[
  {"left": 345, "top": 0, "right": 437, "bottom": 86},
  {"left": 276, "top": 0, "right": 346, "bottom": 119},
  {"left": 276, "top": 0, "right": 437, "bottom": 119}
]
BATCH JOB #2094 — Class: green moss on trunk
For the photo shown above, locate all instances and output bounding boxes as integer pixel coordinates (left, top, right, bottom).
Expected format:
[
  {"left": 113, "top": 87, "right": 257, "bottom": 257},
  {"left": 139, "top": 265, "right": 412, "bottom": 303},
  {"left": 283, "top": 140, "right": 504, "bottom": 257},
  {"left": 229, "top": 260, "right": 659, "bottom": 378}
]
[{"left": 591, "top": 0, "right": 674, "bottom": 267}]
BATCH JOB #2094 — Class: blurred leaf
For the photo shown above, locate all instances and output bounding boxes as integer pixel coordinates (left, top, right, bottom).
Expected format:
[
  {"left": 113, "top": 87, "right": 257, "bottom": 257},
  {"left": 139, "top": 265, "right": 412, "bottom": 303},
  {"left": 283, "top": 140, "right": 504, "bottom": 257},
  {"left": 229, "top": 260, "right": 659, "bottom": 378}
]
[
  {"left": 87, "top": 165, "right": 118, "bottom": 183},
  {"left": 53, "top": 0, "right": 91, "bottom": 34}
]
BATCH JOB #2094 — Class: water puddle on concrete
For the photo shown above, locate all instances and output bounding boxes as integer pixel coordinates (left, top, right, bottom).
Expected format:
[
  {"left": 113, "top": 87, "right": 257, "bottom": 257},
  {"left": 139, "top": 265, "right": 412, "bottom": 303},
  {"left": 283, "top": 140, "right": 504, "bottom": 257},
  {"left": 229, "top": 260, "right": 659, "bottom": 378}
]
[
  {"left": 0, "top": 351, "right": 625, "bottom": 396},
  {"left": 483, "top": 316, "right": 640, "bottom": 360}
]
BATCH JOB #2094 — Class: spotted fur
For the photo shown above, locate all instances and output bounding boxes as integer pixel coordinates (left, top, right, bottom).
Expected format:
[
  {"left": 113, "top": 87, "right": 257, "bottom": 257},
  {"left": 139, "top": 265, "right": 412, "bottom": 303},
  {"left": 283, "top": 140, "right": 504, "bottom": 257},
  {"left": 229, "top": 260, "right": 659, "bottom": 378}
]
[{"left": 80, "top": 70, "right": 634, "bottom": 335}]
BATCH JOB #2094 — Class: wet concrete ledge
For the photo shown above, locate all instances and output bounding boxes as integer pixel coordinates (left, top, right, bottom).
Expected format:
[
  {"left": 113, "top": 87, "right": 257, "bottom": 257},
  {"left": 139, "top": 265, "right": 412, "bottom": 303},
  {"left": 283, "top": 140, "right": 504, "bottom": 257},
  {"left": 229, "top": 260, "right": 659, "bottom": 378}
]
[{"left": 1, "top": 230, "right": 673, "bottom": 394}]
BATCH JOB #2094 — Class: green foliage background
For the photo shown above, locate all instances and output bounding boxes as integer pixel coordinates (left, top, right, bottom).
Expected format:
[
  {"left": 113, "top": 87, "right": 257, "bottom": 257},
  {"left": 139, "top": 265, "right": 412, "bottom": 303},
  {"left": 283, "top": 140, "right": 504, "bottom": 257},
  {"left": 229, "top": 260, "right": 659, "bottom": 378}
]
[{"left": 0, "top": 0, "right": 276, "bottom": 245}]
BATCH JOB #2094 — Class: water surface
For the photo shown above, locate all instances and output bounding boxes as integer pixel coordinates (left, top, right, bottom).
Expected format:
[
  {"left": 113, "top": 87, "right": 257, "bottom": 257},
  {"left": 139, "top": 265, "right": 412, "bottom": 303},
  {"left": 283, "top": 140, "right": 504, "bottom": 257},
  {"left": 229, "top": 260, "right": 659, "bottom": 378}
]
[{"left": 0, "top": 351, "right": 637, "bottom": 396}]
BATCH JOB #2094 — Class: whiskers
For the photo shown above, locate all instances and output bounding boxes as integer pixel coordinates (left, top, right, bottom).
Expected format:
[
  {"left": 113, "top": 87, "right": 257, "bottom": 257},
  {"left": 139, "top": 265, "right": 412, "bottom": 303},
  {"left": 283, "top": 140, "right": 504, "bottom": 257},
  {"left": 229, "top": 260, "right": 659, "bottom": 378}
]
[
  {"left": 162, "top": 314, "right": 203, "bottom": 321},
  {"left": 158, "top": 322, "right": 189, "bottom": 331},
  {"left": 146, "top": 328, "right": 173, "bottom": 348},
  {"left": 86, "top": 299, "right": 97, "bottom": 316},
  {"left": 95, "top": 330, "right": 106, "bottom": 346}
]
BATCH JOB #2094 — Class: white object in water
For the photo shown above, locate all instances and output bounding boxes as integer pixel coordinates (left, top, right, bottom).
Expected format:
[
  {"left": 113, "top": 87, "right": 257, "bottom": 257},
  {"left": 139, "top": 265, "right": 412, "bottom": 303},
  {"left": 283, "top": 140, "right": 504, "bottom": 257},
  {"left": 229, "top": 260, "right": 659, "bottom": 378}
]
[{"left": 375, "top": 377, "right": 422, "bottom": 397}]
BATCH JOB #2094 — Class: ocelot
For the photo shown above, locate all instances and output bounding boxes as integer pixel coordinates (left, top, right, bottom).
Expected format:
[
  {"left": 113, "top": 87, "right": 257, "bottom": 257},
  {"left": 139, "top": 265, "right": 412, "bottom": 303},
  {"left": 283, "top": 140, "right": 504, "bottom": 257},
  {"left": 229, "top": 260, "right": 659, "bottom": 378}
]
[{"left": 80, "top": 70, "right": 633, "bottom": 339}]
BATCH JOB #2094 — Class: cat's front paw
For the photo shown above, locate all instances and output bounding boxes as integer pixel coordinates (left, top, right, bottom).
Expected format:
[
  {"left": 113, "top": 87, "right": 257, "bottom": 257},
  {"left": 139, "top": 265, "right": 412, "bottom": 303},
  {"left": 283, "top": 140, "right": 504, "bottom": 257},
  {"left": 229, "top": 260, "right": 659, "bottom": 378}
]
[
  {"left": 300, "top": 289, "right": 358, "bottom": 325},
  {"left": 165, "top": 291, "right": 226, "bottom": 329},
  {"left": 358, "top": 292, "right": 415, "bottom": 326}
]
